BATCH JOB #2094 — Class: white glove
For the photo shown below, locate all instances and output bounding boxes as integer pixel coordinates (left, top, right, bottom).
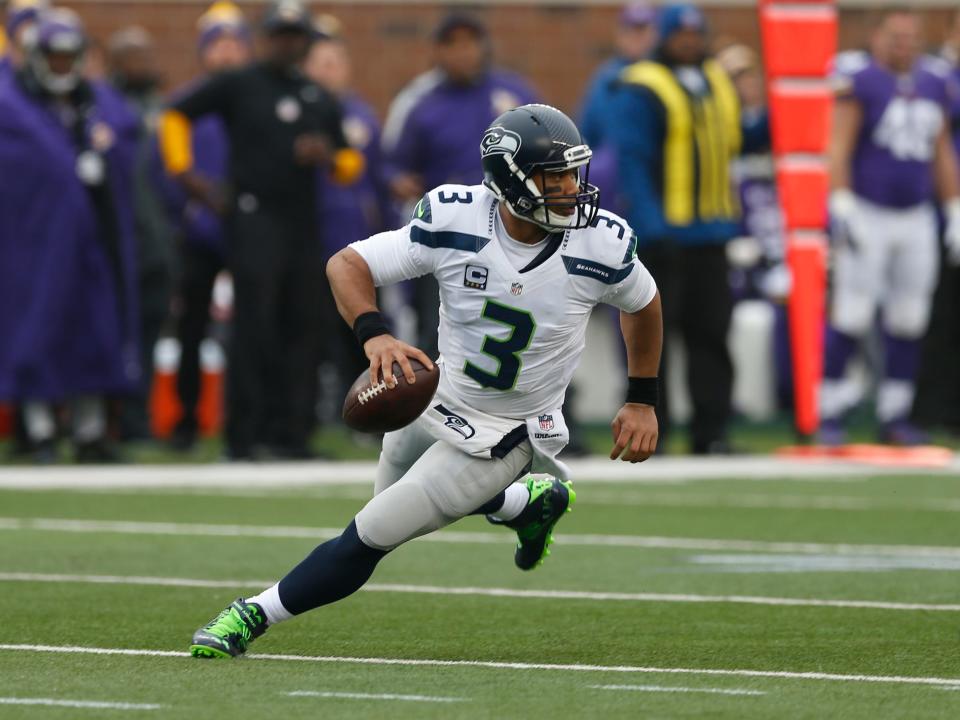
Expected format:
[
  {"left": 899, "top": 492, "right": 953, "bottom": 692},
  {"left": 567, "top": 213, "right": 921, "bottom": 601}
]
[
  {"left": 828, "top": 188, "right": 860, "bottom": 251},
  {"left": 760, "top": 262, "right": 792, "bottom": 301},
  {"left": 943, "top": 198, "right": 960, "bottom": 266}
]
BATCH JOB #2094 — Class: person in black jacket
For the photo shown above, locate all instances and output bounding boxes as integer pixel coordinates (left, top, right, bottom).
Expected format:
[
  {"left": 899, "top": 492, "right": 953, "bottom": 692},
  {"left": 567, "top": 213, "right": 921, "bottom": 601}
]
[{"left": 159, "top": 0, "right": 363, "bottom": 459}]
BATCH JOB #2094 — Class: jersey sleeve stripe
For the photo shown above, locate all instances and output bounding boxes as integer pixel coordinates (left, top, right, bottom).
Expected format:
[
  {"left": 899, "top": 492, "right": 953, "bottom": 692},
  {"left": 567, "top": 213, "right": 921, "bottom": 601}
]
[
  {"left": 410, "top": 226, "right": 491, "bottom": 253},
  {"left": 561, "top": 255, "right": 635, "bottom": 284}
]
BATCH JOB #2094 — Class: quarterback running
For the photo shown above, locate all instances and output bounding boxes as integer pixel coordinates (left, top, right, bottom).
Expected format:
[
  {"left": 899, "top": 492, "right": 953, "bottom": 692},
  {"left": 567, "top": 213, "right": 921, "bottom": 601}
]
[{"left": 189, "top": 104, "right": 662, "bottom": 658}]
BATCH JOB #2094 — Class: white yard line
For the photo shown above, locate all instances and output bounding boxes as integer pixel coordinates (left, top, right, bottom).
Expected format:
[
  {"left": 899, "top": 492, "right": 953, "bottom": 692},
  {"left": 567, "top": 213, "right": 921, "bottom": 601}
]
[
  {"left": 287, "top": 690, "right": 465, "bottom": 703},
  {"left": 3, "top": 516, "right": 960, "bottom": 559},
  {"left": 579, "top": 491, "right": 960, "bottom": 513},
  {"left": 589, "top": 684, "right": 765, "bottom": 696},
  {"left": 2, "top": 572, "right": 958, "bottom": 612},
  {"left": 0, "top": 697, "right": 162, "bottom": 710},
  {"left": 0, "top": 454, "right": 956, "bottom": 490},
  {"left": 2, "top": 644, "right": 959, "bottom": 689}
]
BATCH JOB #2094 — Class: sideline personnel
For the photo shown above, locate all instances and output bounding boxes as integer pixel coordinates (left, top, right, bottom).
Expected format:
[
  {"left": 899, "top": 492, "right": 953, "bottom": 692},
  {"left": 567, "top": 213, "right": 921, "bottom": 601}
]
[{"left": 159, "top": 0, "right": 363, "bottom": 459}]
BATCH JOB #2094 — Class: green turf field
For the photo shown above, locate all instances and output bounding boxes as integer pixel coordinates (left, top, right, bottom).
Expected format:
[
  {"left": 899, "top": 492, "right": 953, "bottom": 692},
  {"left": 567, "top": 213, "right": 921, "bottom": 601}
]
[{"left": 1, "top": 466, "right": 959, "bottom": 718}]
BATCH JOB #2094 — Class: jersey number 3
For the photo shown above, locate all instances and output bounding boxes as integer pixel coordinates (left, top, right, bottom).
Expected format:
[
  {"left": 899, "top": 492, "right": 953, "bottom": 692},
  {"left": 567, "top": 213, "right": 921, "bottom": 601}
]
[{"left": 464, "top": 300, "right": 535, "bottom": 391}]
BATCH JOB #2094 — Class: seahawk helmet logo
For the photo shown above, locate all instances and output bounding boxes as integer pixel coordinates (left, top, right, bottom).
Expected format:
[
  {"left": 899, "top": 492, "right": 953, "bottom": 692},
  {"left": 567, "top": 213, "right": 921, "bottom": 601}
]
[{"left": 480, "top": 127, "right": 521, "bottom": 158}]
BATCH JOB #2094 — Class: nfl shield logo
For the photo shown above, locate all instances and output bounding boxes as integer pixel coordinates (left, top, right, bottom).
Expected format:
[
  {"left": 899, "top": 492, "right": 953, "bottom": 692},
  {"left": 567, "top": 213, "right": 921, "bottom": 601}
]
[
  {"left": 538, "top": 414, "right": 554, "bottom": 431},
  {"left": 511, "top": 282, "right": 523, "bottom": 295}
]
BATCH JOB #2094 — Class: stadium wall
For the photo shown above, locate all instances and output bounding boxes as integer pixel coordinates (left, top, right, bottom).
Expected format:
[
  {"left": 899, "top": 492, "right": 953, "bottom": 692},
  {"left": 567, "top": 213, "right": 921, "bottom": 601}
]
[{"left": 69, "top": 2, "right": 958, "bottom": 118}]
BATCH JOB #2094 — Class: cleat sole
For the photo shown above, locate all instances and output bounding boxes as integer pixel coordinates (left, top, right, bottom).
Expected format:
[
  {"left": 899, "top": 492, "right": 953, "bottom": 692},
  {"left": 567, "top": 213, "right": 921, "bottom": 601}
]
[{"left": 190, "top": 644, "right": 233, "bottom": 659}]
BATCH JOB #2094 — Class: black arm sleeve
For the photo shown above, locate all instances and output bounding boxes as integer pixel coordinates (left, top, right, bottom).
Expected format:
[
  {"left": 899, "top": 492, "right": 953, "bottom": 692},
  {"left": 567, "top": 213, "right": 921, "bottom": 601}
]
[
  {"left": 321, "top": 90, "right": 349, "bottom": 150},
  {"left": 169, "top": 70, "right": 237, "bottom": 121}
]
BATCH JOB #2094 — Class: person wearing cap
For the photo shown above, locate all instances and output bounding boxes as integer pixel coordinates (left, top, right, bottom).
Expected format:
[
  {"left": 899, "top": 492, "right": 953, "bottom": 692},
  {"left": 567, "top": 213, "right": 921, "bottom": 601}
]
[
  {"left": 381, "top": 11, "right": 538, "bottom": 362},
  {"left": 159, "top": 1, "right": 252, "bottom": 451},
  {"left": 159, "top": 0, "right": 364, "bottom": 460},
  {"left": 609, "top": 3, "right": 745, "bottom": 455},
  {"left": 0, "top": 0, "right": 47, "bottom": 79},
  {"left": 0, "top": 7, "right": 141, "bottom": 462},
  {"left": 305, "top": 16, "right": 394, "bottom": 422},
  {"left": 580, "top": 3, "right": 657, "bottom": 158}
]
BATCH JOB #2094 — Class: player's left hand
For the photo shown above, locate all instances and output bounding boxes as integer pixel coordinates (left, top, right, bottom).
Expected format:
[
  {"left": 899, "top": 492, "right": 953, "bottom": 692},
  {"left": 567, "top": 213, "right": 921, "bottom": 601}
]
[
  {"left": 944, "top": 199, "right": 960, "bottom": 266},
  {"left": 609, "top": 403, "right": 658, "bottom": 463},
  {"left": 294, "top": 133, "right": 331, "bottom": 165}
]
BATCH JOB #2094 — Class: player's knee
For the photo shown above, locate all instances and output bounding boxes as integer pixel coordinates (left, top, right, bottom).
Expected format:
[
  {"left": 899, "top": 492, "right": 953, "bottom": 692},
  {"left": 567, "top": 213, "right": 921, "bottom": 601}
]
[
  {"left": 354, "top": 482, "right": 443, "bottom": 551},
  {"left": 831, "top": 295, "right": 873, "bottom": 336},
  {"left": 883, "top": 300, "right": 930, "bottom": 339}
]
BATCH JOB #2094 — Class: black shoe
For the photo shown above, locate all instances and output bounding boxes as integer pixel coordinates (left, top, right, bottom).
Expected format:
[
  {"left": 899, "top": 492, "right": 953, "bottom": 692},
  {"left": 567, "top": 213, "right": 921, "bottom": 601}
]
[
  {"left": 31, "top": 439, "right": 59, "bottom": 465},
  {"left": 169, "top": 424, "right": 197, "bottom": 452},
  {"left": 692, "top": 439, "right": 736, "bottom": 456},
  {"left": 74, "top": 439, "right": 122, "bottom": 464}
]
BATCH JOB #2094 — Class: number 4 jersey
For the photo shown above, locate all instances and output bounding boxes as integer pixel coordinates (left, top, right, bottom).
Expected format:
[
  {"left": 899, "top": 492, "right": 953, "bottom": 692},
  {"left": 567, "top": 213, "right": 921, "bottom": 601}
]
[
  {"left": 350, "top": 183, "right": 657, "bottom": 421},
  {"left": 831, "top": 50, "right": 953, "bottom": 209}
]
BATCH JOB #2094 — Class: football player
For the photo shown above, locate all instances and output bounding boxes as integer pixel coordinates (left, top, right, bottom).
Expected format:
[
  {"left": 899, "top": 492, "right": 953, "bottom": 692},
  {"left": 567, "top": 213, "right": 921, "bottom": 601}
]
[
  {"left": 189, "top": 104, "right": 662, "bottom": 658},
  {"left": 822, "top": 8, "right": 960, "bottom": 445}
]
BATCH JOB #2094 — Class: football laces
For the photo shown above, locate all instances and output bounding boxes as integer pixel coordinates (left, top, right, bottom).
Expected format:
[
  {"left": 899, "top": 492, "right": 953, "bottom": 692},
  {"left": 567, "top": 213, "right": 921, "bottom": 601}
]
[{"left": 357, "top": 380, "right": 388, "bottom": 405}]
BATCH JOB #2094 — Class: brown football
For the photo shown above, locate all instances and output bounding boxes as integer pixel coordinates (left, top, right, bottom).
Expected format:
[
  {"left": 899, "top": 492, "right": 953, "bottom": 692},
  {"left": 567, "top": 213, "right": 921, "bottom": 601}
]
[{"left": 342, "top": 359, "right": 440, "bottom": 433}]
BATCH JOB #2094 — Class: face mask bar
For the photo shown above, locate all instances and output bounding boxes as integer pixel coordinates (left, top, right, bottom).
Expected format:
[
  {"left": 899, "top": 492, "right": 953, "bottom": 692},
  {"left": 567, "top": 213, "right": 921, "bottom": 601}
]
[{"left": 516, "top": 163, "right": 600, "bottom": 231}]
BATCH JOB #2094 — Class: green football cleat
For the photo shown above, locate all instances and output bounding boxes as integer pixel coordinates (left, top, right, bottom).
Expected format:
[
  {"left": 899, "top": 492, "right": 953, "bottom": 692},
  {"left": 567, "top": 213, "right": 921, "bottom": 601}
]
[
  {"left": 513, "top": 475, "right": 576, "bottom": 571},
  {"left": 190, "top": 598, "right": 267, "bottom": 659}
]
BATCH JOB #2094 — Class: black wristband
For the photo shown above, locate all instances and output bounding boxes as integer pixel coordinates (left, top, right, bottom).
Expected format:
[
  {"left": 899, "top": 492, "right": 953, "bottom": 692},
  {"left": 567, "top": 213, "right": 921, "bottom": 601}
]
[
  {"left": 626, "top": 376, "right": 658, "bottom": 407},
  {"left": 353, "top": 311, "right": 391, "bottom": 347}
]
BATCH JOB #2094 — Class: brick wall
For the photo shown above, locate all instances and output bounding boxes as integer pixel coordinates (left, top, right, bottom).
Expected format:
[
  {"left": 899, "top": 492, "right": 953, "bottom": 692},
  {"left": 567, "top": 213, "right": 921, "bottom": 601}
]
[{"left": 69, "top": 3, "right": 956, "bottom": 119}]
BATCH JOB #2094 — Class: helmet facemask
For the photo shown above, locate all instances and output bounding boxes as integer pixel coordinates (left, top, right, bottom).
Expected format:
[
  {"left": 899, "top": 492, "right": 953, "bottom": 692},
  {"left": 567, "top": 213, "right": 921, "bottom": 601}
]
[
  {"left": 28, "top": 21, "right": 87, "bottom": 96},
  {"left": 486, "top": 142, "right": 600, "bottom": 232}
]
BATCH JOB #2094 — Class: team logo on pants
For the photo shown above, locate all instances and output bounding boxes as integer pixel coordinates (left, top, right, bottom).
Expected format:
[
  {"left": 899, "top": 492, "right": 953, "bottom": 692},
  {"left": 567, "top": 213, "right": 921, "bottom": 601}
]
[{"left": 433, "top": 403, "right": 476, "bottom": 440}]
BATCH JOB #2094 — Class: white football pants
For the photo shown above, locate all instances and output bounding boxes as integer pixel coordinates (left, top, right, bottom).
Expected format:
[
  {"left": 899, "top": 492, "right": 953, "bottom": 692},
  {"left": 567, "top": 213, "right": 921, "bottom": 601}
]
[
  {"left": 354, "top": 415, "right": 533, "bottom": 551},
  {"left": 831, "top": 196, "right": 939, "bottom": 339}
]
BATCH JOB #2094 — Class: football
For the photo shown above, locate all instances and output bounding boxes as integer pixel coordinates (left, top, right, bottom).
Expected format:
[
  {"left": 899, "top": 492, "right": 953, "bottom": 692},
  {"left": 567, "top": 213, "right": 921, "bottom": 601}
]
[{"left": 342, "top": 358, "right": 440, "bottom": 433}]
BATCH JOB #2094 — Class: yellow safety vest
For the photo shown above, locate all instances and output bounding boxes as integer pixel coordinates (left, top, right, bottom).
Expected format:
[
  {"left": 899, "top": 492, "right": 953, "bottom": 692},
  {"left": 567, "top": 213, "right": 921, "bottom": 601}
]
[{"left": 621, "top": 59, "right": 741, "bottom": 226}]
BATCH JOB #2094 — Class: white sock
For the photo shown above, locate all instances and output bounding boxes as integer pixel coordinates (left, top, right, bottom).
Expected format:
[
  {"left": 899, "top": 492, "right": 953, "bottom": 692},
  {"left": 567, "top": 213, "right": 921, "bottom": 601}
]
[
  {"left": 72, "top": 395, "right": 106, "bottom": 443},
  {"left": 247, "top": 583, "right": 294, "bottom": 626},
  {"left": 876, "top": 379, "right": 914, "bottom": 422},
  {"left": 23, "top": 401, "right": 55, "bottom": 442},
  {"left": 489, "top": 482, "right": 530, "bottom": 522},
  {"left": 819, "top": 378, "right": 859, "bottom": 421}
]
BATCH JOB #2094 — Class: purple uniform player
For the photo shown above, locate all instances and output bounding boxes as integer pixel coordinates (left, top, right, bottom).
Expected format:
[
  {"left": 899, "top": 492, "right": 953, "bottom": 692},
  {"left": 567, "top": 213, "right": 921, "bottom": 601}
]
[{"left": 822, "top": 9, "right": 960, "bottom": 445}]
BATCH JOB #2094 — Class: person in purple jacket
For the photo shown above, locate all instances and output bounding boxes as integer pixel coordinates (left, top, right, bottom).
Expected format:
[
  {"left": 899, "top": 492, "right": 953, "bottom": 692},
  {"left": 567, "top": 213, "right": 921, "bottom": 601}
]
[
  {"left": 0, "top": 0, "right": 47, "bottom": 81},
  {"left": 305, "top": 15, "right": 394, "bottom": 416},
  {"left": 823, "top": 7, "right": 960, "bottom": 445},
  {"left": 160, "top": 1, "right": 252, "bottom": 451},
  {"left": 0, "top": 8, "right": 140, "bottom": 462},
  {"left": 381, "top": 12, "right": 538, "bottom": 361}
]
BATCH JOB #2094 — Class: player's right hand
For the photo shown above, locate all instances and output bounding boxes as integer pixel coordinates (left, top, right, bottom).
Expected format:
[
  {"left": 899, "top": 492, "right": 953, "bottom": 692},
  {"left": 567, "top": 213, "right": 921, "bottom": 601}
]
[
  {"left": 828, "top": 189, "right": 861, "bottom": 252},
  {"left": 177, "top": 170, "right": 225, "bottom": 215},
  {"left": 363, "top": 334, "right": 434, "bottom": 389}
]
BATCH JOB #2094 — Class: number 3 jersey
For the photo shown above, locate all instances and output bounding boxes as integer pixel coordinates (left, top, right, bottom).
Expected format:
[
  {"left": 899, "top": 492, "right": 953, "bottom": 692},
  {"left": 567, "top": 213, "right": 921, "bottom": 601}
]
[
  {"left": 831, "top": 51, "right": 953, "bottom": 209},
  {"left": 350, "top": 184, "right": 657, "bottom": 421}
]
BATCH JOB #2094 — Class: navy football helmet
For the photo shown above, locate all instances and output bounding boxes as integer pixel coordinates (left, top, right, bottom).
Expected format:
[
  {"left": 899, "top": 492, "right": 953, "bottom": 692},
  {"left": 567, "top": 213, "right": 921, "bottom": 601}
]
[{"left": 480, "top": 104, "right": 599, "bottom": 231}]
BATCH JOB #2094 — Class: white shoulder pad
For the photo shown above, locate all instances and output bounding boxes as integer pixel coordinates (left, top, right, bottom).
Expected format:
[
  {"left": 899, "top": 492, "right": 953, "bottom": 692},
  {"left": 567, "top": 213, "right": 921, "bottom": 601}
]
[
  {"left": 564, "top": 210, "right": 638, "bottom": 268},
  {"left": 409, "top": 184, "right": 494, "bottom": 254},
  {"left": 413, "top": 184, "right": 489, "bottom": 229},
  {"left": 920, "top": 54, "right": 952, "bottom": 79},
  {"left": 831, "top": 50, "right": 870, "bottom": 78}
]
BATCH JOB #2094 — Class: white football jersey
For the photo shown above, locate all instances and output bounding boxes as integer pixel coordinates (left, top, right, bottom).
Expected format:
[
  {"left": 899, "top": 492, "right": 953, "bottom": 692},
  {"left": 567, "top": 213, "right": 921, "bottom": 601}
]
[{"left": 350, "top": 184, "right": 656, "bottom": 419}]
